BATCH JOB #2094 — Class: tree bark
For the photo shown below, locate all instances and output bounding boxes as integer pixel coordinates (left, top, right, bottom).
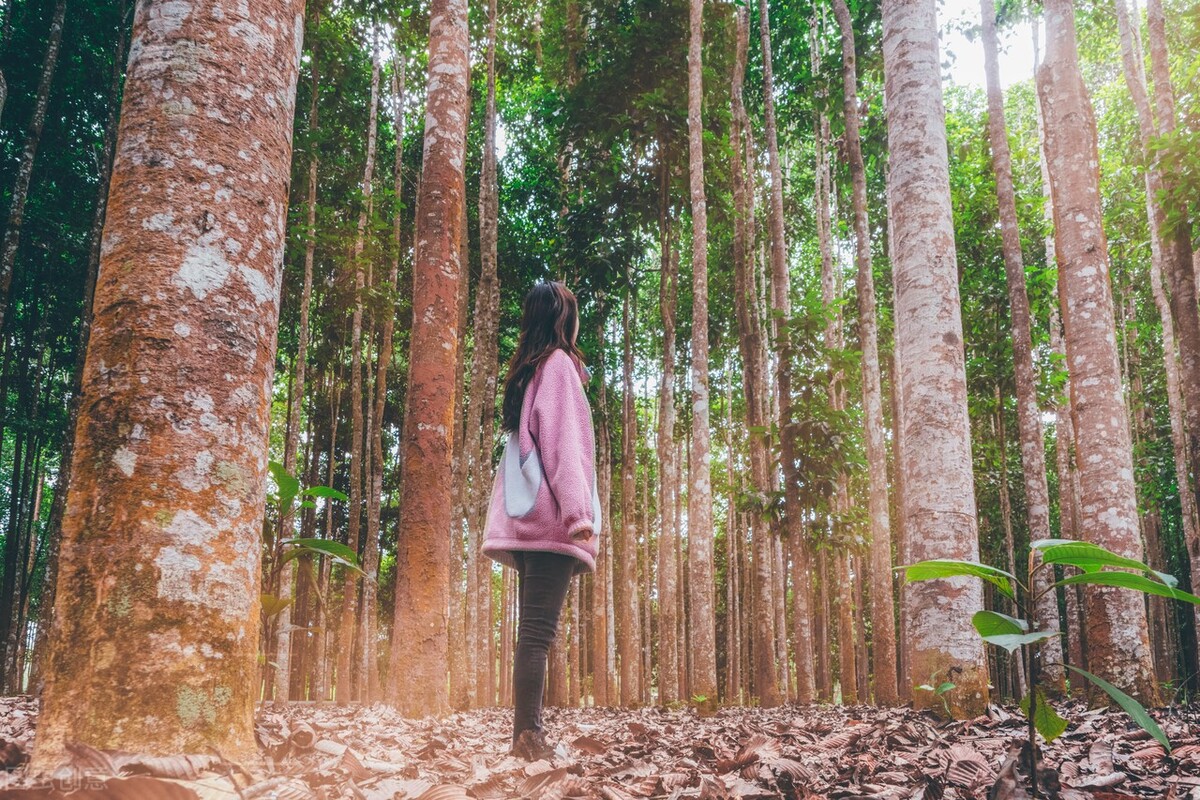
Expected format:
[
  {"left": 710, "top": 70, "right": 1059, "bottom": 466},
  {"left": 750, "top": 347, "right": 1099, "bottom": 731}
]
[
  {"left": 32, "top": 0, "right": 129, "bottom": 693},
  {"left": 881, "top": 0, "right": 989, "bottom": 717},
  {"left": 656, "top": 154, "right": 680, "bottom": 707},
  {"left": 979, "top": 0, "right": 1065, "bottom": 695},
  {"left": 753, "top": 0, "right": 791, "bottom": 709},
  {"left": 996, "top": 401, "right": 1029, "bottom": 699},
  {"left": 361, "top": 48, "right": 407, "bottom": 705},
  {"left": 0, "top": 0, "right": 65, "bottom": 335},
  {"left": 30, "top": 0, "right": 303, "bottom": 769},
  {"left": 686, "top": 0, "right": 717, "bottom": 707},
  {"left": 1037, "top": 0, "right": 1157, "bottom": 703},
  {"left": 831, "top": 0, "right": 897, "bottom": 706},
  {"left": 592, "top": 317, "right": 612, "bottom": 706},
  {"left": 337, "top": 50, "right": 380, "bottom": 704},
  {"left": 388, "top": 0, "right": 469, "bottom": 716},
  {"left": 618, "top": 291, "right": 642, "bottom": 706},
  {"left": 272, "top": 22, "right": 321, "bottom": 707}
]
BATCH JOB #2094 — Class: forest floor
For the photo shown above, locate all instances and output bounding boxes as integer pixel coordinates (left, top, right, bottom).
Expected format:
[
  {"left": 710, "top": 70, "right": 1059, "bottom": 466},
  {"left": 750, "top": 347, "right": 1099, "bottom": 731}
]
[{"left": 0, "top": 695, "right": 1197, "bottom": 799}]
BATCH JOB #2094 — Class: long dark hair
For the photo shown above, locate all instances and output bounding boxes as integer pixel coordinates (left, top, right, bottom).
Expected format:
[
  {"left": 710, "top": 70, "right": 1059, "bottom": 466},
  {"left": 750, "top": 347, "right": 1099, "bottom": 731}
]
[{"left": 501, "top": 281, "right": 585, "bottom": 432}]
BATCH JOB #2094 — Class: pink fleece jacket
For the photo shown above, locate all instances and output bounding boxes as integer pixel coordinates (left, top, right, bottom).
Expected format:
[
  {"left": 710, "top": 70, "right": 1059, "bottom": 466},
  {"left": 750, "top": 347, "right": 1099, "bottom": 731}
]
[{"left": 482, "top": 348, "right": 601, "bottom": 575}]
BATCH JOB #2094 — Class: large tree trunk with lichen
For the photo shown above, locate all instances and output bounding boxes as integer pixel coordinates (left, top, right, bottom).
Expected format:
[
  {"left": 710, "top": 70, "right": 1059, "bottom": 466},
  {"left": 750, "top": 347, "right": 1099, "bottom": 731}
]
[
  {"left": 832, "top": 0, "right": 898, "bottom": 706},
  {"left": 388, "top": 0, "right": 469, "bottom": 717},
  {"left": 30, "top": 0, "right": 128, "bottom": 694},
  {"left": 881, "top": 0, "right": 989, "bottom": 718},
  {"left": 979, "top": 0, "right": 1065, "bottom": 696},
  {"left": 1037, "top": 0, "right": 1158, "bottom": 704},
  {"left": 29, "top": 0, "right": 303, "bottom": 771},
  {"left": 685, "top": 0, "right": 717, "bottom": 707},
  {"left": 1033, "top": 19, "right": 1087, "bottom": 680}
]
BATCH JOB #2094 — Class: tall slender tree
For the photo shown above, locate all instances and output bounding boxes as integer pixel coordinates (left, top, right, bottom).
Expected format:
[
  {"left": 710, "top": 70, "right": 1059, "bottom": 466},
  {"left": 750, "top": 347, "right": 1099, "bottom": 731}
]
[
  {"left": 619, "top": 290, "right": 642, "bottom": 705},
  {"left": 754, "top": 0, "right": 790, "bottom": 708},
  {"left": 656, "top": 155, "right": 680, "bottom": 707},
  {"left": 30, "top": 0, "right": 304, "bottom": 770},
  {"left": 389, "top": 0, "right": 470, "bottom": 716},
  {"left": 1037, "top": 0, "right": 1157, "bottom": 703},
  {"left": 464, "top": 0, "right": 501, "bottom": 709},
  {"left": 338, "top": 49, "right": 381, "bottom": 704},
  {"left": 979, "top": 0, "right": 1065, "bottom": 695},
  {"left": 0, "top": 0, "right": 66, "bottom": 335},
  {"left": 362, "top": 47, "right": 407, "bottom": 704},
  {"left": 273, "top": 24, "right": 322, "bottom": 706},
  {"left": 832, "top": 0, "right": 897, "bottom": 705},
  {"left": 686, "top": 0, "right": 718, "bottom": 706},
  {"left": 881, "top": 0, "right": 989, "bottom": 716}
]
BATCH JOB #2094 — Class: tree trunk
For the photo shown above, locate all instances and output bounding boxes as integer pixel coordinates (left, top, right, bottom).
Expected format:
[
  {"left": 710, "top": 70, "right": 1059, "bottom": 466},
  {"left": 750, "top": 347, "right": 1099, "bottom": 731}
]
[
  {"left": 337, "top": 50, "right": 381, "bottom": 704},
  {"left": 0, "top": 0, "right": 65, "bottom": 335},
  {"left": 388, "top": 0, "right": 469, "bottom": 716},
  {"left": 1151, "top": 256, "right": 1200, "bottom": 652},
  {"left": 1032, "top": 18, "right": 1086, "bottom": 680},
  {"left": 686, "top": 0, "right": 717, "bottom": 707},
  {"left": 458, "top": 0, "right": 500, "bottom": 711},
  {"left": 730, "top": 3, "right": 780, "bottom": 706},
  {"left": 29, "top": 0, "right": 303, "bottom": 769},
  {"left": 31, "top": 0, "right": 129, "bottom": 694},
  {"left": 996, "top": 401, "right": 1029, "bottom": 699},
  {"left": 881, "top": 0, "right": 989, "bottom": 717},
  {"left": 640, "top": 460, "right": 654, "bottom": 705},
  {"left": 979, "top": 0, "right": 1065, "bottom": 696},
  {"left": 753, "top": 0, "right": 790, "bottom": 709},
  {"left": 1113, "top": 0, "right": 1200, "bottom": 658},
  {"left": 832, "top": 0, "right": 897, "bottom": 706},
  {"left": 656, "top": 156, "right": 680, "bottom": 707},
  {"left": 1037, "top": 0, "right": 1157, "bottom": 703},
  {"left": 272, "top": 26, "right": 322, "bottom": 707},
  {"left": 593, "top": 318, "right": 612, "bottom": 706},
  {"left": 361, "top": 48, "right": 407, "bottom": 705},
  {"left": 618, "top": 291, "right": 642, "bottom": 706},
  {"left": 1114, "top": 1, "right": 1200, "bottom": 538}
]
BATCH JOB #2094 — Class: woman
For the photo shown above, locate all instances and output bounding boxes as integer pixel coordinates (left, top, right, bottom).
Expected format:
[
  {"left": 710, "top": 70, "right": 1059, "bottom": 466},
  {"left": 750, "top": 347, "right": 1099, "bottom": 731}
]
[{"left": 483, "top": 280, "right": 601, "bottom": 762}]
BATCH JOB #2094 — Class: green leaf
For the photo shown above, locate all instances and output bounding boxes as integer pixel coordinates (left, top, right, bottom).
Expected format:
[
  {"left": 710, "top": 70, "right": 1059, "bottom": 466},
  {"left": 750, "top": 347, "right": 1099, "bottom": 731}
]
[
  {"left": 1019, "top": 689, "right": 1069, "bottom": 743},
  {"left": 269, "top": 461, "right": 300, "bottom": 507},
  {"left": 1031, "top": 539, "right": 1156, "bottom": 575},
  {"left": 980, "top": 630, "right": 1061, "bottom": 654},
  {"left": 935, "top": 682, "right": 956, "bottom": 696},
  {"left": 302, "top": 485, "right": 349, "bottom": 502},
  {"left": 972, "top": 610, "right": 1030, "bottom": 638},
  {"left": 897, "top": 560, "right": 1017, "bottom": 601},
  {"left": 282, "top": 537, "right": 363, "bottom": 575},
  {"left": 1065, "top": 665, "right": 1169, "bottom": 750},
  {"left": 1055, "top": 571, "right": 1200, "bottom": 605},
  {"left": 298, "top": 500, "right": 317, "bottom": 510}
]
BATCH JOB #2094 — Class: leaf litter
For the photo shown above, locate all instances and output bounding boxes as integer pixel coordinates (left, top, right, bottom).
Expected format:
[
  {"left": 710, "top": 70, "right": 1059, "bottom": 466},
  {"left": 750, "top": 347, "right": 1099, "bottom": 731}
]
[{"left": 0, "top": 696, "right": 1196, "bottom": 798}]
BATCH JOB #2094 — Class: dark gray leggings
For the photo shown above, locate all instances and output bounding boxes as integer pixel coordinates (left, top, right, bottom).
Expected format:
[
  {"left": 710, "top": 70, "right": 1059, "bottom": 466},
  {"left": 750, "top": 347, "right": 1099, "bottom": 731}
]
[{"left": 511, "top": 550, "right": 575, "bottom": 745}]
